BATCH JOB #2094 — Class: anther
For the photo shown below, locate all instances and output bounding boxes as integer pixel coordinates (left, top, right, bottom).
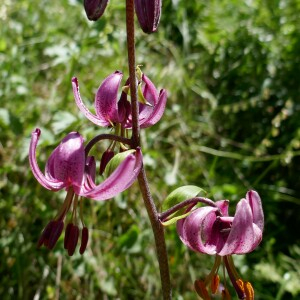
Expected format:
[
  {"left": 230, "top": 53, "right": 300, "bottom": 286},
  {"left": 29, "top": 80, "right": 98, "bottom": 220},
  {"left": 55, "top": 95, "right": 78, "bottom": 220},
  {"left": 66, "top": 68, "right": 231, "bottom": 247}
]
[{"left": 79, "top": 226, "right": 89, "bottom": 255}]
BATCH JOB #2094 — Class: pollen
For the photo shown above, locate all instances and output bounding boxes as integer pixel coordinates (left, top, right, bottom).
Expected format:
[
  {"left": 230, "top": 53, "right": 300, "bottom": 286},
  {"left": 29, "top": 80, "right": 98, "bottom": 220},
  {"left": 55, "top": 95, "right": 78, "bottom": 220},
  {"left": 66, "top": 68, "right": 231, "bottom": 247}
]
[
  {"left": 194, "top": 279, "right": 211, "bottom": 300},
  {"left": 211, "top": 274, "right": 220, "bottom": 294}
]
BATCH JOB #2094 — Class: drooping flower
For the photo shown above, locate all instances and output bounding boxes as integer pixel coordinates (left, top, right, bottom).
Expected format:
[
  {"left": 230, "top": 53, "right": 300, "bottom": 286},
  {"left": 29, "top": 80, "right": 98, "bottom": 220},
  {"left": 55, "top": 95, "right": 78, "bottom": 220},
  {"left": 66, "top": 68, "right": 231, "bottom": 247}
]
[
  {"left": 83, "top": 0, "right": 109, "bottom": 21},
  {"left": 29, "top": 128, "right": 142, "bottom": 255},
  {"left": 134, "top": 0, "right": 162, "bottom": 33},
  {"left": 177, "top": 191, "right": 264, "bottom": 299},
  {"left": 72, "top": 69, "right": 167, "bottom": 129}
]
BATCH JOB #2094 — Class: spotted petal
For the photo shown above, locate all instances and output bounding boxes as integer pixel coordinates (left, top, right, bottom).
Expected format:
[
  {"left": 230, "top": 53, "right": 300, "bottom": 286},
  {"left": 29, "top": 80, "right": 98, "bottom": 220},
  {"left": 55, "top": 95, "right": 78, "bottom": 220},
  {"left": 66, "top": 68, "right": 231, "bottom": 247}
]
[
  {"left": 81, "top": 148, "right": 143, "bottom": 201},
  {"left": 218, "top": 199, "right": 262, "bottom": 256},
  {"left": 29, "top": 128, "right": 67, "bottom": 191}
]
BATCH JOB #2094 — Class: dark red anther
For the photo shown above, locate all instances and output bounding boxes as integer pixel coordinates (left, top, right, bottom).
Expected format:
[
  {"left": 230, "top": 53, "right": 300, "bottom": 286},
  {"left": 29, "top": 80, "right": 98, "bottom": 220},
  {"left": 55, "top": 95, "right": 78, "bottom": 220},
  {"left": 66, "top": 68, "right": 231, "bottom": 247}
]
[
  {"left": 47, "top": 220, "right": 64, "bottom": 250},
  {"left": 67, "top": 225, "right": 79, "bottom": 256},
  {"left": 64, "top": 223, "right": 74, "bottom": 249},
  {"left": 37, "top": 220, "right": 55, "bottom": 248},
  {"left": 79, "top": 227, "right": 89, "bottom": 255},
  {"left": 99, "top": 150, "right": 115, "bottom": 175}
]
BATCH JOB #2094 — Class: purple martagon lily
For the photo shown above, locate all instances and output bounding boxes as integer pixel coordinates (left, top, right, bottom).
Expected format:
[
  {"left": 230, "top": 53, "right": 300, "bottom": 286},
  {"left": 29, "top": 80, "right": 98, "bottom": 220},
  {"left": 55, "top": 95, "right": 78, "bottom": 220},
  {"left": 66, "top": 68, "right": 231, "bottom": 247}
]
[
  {"left": 177, "top": 191, "right": 264, "bottom": 299},
  {"left": 29, "top": 128, "right": 142, "bottom": 255},
  {"left": 72, "top": 70, "right": 167, "bottom": 129}
]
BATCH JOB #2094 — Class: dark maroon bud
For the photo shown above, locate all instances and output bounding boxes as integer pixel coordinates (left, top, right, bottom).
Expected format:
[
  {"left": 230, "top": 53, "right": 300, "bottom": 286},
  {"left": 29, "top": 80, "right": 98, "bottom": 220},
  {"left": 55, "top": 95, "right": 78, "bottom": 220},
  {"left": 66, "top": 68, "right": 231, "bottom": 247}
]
[
  {"left": 84, "top": 0, "right": 109, "bottom": 21},
  {"left": 64, "top": 223, "right": 74, "bottom": 249},
  {"left": 134, "top": 0, "right": 162, "bottom": 33},
  {"left": 79, "top": 227, "right": 89, "bottom": 255},
  {"left": 37, "top": 220, "right": 55, "bottom": 248},
  {"left": 67, "top": 225, "right": 79, "bottom": 256},
  {"left": 99, "top": 150, "right": 115, "bottom": 175},
  {"left": 47, "top": 220, "right": 64, "bottom": 250}
]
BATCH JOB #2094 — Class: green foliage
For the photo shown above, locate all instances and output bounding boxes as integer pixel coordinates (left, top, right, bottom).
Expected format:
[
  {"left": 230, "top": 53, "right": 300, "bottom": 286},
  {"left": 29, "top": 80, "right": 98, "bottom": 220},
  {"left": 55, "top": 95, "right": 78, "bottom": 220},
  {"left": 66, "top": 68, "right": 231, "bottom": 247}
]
[{"left": 1, "top": 0, "right": 300, "bottom": 299}]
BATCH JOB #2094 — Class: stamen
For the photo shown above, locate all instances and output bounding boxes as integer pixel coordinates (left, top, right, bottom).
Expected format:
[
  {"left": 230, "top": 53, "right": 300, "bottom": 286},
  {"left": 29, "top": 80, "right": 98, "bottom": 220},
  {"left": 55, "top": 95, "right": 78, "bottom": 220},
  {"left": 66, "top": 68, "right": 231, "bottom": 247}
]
[
  {"left": 64, "top": 222, "right": 73, "bottom": 249},
  {"left": 211, "top": 274, "right": 220, "bottom": 294},
  {"left": 194, "top": 279, "right": 211, "bottom": 300},
  {"left": 221, "top": 288, "right": 231, "bottom": 300},
  {"left": 37, "top": 220, "right": 55, "bottom": 248},
  {"left": 47, "top": 220, "right": 64, "bottom": 250},
  {"left": 66, "top": 224, "right": 79, "bottom": 256},
  {"left": 79, "top": 226, "right": 89, "bottom": 255}
]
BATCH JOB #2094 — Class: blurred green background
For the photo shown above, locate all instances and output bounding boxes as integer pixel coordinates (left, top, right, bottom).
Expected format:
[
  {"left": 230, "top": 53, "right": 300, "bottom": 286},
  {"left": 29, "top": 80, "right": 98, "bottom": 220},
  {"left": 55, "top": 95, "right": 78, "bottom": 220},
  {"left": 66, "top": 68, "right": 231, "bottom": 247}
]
[{"left": 1, "top": 0, "right": 300, "bottom": 299}]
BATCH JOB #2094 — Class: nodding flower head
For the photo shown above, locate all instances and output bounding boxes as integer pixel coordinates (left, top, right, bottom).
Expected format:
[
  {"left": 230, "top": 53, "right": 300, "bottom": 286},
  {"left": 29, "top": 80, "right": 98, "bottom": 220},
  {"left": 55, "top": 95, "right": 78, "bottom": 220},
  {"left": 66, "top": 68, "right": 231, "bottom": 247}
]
[
  {"left": 29, "top": 128, "right": 143, "bottom": 255},
  {"left": 177, "top": 191, "right": 264, "bottom": 299},
  {"left": 72, "top": 68, "right": 167, "bottom": 129}
]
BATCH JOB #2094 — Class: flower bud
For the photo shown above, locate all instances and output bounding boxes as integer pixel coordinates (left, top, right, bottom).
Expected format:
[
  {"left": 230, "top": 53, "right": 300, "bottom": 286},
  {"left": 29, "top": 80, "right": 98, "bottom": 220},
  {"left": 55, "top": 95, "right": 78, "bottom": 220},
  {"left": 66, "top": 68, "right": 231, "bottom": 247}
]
[
  {"left": 84, "top": 0, "right": 109, "bottom": 21},
  {"left": 134, "top": 0, "right": 162, "bottom": 33}
]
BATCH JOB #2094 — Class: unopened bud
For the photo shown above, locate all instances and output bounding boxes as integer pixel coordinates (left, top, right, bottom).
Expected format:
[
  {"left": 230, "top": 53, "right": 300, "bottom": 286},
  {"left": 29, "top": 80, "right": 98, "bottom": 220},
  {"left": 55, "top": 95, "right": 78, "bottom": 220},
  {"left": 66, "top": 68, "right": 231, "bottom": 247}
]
[
  {"left": 84, "top": 0, "right": 109, "bottom": 21},
  {"left": 134, "top": 0, "right": 162, "bottom": 33}
]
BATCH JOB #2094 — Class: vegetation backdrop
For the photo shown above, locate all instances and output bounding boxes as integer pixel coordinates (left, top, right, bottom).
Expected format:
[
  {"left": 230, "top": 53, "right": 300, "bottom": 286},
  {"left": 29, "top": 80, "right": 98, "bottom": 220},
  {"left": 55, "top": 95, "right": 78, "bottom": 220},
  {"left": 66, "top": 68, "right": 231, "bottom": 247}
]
[{"left": 1, "top": 0, "right": 300, "bottom": 299}]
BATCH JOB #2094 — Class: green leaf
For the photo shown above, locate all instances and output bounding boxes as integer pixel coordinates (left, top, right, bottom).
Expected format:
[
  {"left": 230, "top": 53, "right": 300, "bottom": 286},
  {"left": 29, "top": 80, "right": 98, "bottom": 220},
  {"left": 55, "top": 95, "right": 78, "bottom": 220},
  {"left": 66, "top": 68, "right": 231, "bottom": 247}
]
[{"left": 162, "top": 185, "right": 206, "bottom": 211}]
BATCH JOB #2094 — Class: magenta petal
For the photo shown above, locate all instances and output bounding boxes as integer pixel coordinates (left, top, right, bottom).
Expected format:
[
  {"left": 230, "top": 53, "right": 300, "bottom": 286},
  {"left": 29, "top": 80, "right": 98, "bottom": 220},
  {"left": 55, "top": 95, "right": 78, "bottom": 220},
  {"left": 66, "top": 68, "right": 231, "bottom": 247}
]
[
  {"left": 246, "top": 190, "right": 264, "bottom": 232},
  {"left": 141, "top": 89, "right": 167, "bottom": 128},
  {"left": 81, "top": 148, "right": 143, "bottom": 201},
  {"left": 29, "top": 128, "right": 66, "bottom": 191},
  {"left": 177, "top": 206, "right": 219, "bottom": 255},
  {"left": 215, "top": 200, "right": 229, "bottom": 216},
  {"left": 50, "top": 132, "right": 85, "bottom": 193},
  {"left": 72, "top": 77, "right": 110, "bottom": 127},
  {"left": 218, "top": 199, "right": 262, "bottom": 256},
  {"left": 95, "top": 71, "right": 123, "bottom": 124}
]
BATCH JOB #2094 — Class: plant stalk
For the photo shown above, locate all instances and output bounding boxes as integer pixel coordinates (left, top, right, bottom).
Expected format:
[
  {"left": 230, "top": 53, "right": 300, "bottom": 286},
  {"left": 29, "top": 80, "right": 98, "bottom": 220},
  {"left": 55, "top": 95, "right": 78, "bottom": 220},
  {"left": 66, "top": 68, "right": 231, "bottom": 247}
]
[{"left": 125, "top": 0, "right": 171, "bottom": 298}]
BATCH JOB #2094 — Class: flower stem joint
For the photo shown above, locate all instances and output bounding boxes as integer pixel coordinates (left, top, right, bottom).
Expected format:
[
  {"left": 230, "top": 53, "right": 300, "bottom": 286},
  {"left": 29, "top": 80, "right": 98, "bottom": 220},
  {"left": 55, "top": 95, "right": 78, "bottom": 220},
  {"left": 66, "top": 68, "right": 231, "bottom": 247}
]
[{"left": 177, "top": 191, "right": 264, "bottom": 299}]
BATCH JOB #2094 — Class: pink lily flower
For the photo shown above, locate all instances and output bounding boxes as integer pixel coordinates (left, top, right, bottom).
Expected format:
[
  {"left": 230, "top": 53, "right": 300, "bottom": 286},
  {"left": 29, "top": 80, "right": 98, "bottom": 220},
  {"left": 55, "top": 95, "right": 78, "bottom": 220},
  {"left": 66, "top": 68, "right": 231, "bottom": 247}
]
[
  {"left": 29, "top": 128, "right": 142, "bottom": 255},
  {"left": 72, "top": 70, "right": 167, "bottom": 129},
  {"left": 177, "top": 191, "right": 264, "bottom": 299}
]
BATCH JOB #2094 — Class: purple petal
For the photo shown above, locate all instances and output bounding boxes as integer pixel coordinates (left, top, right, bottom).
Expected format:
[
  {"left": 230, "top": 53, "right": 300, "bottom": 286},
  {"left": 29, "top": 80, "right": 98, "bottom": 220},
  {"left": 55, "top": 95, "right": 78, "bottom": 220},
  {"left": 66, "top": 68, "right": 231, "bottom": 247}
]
[
  {"left": 81, "top": 148, "right": 143, "bottom": 201},
  {"left": 95, "top": 71, "right": 123, "bottom": 124},
  {"left": 29, "top": 128, "right": 66, "bottom": 191},
  {"left": 141, "top": 89, "right": 167, "bottom": 128},
  {"left": 246, "top": 190, "right": 264, "bottom": 231},
  {"left": 215, "top": 200, "right": 229, "bottom": 216},
  {"left": 72, "top": 77, "right": 110, "bottom": 127},
  {"left": 177, "top": 206, "right": 219, "bottom": 255},
  {"left": 218, "top": 199, "right": 263, "bottom": 256}
]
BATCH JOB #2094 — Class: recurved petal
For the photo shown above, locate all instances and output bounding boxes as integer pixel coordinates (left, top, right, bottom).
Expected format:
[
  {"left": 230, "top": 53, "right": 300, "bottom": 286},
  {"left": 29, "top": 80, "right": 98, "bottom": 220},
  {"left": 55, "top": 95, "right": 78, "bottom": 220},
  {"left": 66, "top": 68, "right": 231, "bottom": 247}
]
[
  {"left": 177, "top": 206, "right": 219, "bottom": 255},
  {"left": 50, "top": 132, "right": 85, "bottom": 192},
  {"left": 72, "top": 77, "right": 110, "bottom": 127},
  {"left": 218, "top": 199, "right": 263, "bottom": 256},
  {"left": 141, "top": 89, "right": 167, "bottom": 128},
  {"left": 29, "top": 128, "right": 66, "bottom": 191},
  {"left": 246, "top": 190, "right": 264, "bottom": 232},
  {"left": 215, "top": 200, "right": 229, "bottom": 216},
  {"left": 95, "top": 71, "right": 123, "bottom": 124},
  {"left": 81, "top": 148, "right": 143, "bottom": 201}
]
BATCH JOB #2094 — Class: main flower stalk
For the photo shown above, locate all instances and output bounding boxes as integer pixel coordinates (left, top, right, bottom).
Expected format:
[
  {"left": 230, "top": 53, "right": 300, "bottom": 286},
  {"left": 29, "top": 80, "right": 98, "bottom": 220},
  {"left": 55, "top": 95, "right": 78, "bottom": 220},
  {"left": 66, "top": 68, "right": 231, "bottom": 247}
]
[{"left": 125, "top": 0, "right": 171, "bottom": 299}]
